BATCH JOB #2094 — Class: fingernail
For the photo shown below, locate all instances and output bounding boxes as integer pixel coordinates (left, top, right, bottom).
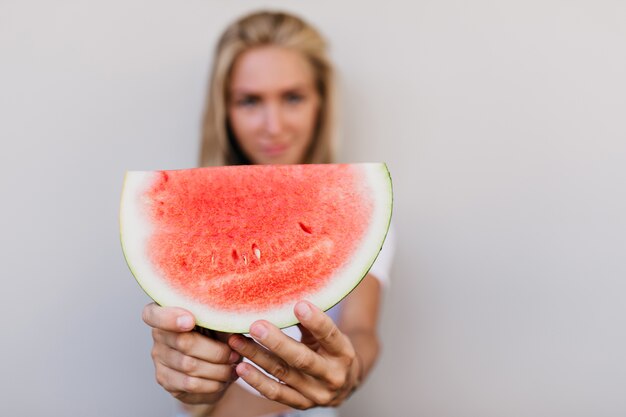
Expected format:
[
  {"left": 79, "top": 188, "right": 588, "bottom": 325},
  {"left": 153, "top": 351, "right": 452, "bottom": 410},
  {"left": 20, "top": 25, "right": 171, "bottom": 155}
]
[
  {"left": 250, "top": 323, "right": 268, "bottom": 340},
  {"left": 295, "top": 302, "right": 312, "bottom": 320},
  {"left": 237, "top": 363, "right": 249, "bottom": 377},
  {"left": 229, "top": 351, "right": 240, "bottom": 363},
  {"left": 176, "top": 315, "right": 194, "bottom": 330}
]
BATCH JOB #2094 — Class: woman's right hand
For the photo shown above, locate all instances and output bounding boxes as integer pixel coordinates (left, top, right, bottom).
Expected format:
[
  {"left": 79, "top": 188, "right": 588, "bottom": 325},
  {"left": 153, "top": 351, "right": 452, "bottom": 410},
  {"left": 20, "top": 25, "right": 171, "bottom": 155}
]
[{"left": 142, "top": 303, "right": 241, "bottom": 405}]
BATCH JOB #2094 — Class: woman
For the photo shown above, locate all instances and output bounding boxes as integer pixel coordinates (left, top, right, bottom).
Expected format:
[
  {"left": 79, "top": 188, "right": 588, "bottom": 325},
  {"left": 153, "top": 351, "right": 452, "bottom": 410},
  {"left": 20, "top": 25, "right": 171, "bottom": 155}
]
[{"left": 142, "top": 10, "right": 394, "bottom": 417}]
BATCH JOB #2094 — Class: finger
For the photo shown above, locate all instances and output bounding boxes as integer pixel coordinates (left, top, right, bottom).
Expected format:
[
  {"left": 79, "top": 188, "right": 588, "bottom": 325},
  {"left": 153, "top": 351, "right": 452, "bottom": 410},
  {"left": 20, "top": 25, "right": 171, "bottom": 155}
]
[
  {"left": 228, "top": 335, "right": 310, "bottom": 386},
  {"left": 248, "top": 321, "right": 327, "bottom": 378},
  {"left": 153, "top": 329, "right": 240, "bottom": 365},
  {"left": 297, "top": 324, "right": 320, "bottom": 351},
  {"left": 235, "top": 362, "right": 314, "bottom": 410},
  {"left": 142, "top": 302, "right": 196, "bottom": 332},
  {"left": 154, "top": 361, "right": 228, "bottom": 396},
  {"left": 170, "top": 392, "right": 223, "bottom": 406},
  {"left": 155, "top": 343, "right": 237, "bottom": 382},
  {"left": 294, "top": 301, "right": 350, "bottom": 357},
  {"left": 230, "top": 335, "right": 338, "bottom": 405}
]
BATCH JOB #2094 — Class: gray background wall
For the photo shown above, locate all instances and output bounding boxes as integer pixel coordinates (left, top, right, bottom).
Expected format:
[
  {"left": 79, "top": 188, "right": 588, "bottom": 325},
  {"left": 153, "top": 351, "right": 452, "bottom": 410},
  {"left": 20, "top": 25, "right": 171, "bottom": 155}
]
[{"left": 1, "top": 1, "right": 625, "bottom": 416}]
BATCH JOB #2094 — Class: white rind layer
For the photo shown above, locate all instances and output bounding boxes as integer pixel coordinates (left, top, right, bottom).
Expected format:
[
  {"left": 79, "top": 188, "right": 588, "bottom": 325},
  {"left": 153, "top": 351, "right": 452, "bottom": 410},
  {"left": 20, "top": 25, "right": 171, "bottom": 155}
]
[{"left": 120, "top": 163, "right": 393, "bottom": 333}]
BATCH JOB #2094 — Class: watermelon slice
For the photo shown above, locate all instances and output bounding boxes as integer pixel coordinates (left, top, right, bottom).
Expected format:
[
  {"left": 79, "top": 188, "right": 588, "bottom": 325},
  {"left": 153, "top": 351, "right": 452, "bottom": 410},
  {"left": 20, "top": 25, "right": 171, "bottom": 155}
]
[{"left": 120, "top": 163, "right": 392, "bottom": 333}]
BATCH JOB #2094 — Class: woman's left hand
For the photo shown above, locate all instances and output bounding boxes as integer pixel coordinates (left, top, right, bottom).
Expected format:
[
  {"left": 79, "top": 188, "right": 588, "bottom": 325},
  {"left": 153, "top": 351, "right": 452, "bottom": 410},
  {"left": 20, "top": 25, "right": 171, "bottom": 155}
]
[{"left": 227, "top": 300, "right": 362, "bottom": 409}]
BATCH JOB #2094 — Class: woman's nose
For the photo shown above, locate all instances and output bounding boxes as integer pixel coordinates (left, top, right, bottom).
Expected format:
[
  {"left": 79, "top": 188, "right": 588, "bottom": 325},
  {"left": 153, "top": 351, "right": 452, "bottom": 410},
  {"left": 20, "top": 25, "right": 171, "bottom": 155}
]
[{"left": 264, "top": 103, "right": 284, "bottom": 135}]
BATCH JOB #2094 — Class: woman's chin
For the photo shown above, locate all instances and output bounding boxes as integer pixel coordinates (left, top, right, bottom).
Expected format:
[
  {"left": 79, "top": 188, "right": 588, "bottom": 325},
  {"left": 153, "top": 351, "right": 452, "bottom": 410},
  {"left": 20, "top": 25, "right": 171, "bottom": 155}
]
[{"left": 252, "top": 151, "right": 304, "bottom": 165}]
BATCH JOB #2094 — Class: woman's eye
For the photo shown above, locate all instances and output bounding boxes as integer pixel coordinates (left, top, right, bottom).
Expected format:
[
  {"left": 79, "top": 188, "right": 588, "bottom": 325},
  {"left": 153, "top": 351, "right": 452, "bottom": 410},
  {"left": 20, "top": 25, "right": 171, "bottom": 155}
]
[
  {"left": 284, "top": 93, "right": 304, "bottom": 104},
  {"left": 236, "top": 96, "right": 259, "bottom": 107}
]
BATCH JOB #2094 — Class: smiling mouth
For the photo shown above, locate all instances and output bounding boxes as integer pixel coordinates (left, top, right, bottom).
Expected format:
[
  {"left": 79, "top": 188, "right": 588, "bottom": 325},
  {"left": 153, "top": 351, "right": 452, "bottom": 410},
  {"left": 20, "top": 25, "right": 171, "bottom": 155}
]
[{"left": 262, "top": 144, "right": 289, "bottom": 157}]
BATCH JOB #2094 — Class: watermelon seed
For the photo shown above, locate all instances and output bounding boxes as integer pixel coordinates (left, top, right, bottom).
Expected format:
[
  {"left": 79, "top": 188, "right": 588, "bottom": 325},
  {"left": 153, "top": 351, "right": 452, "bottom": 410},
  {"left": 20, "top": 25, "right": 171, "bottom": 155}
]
[
  {"left": 243, "top": 254, "right": 248, "bottom": 265},
  {"left": 299, "top": 222, "right": 313, "bottom": 234},
  {"left": 252, "top": 244, "right": 261, "bottom": 260}
]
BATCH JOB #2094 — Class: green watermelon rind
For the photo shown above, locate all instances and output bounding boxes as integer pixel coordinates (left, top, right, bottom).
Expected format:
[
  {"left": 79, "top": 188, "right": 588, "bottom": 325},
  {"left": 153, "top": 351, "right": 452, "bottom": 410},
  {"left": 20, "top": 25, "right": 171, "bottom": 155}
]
[{"left": 120, "top": 163, "right": 393, "bottom": 333}]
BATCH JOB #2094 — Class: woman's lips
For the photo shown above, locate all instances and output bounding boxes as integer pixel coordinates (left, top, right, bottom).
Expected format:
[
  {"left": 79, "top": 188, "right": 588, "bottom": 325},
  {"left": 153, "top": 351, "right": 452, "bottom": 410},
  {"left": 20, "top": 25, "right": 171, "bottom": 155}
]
[{"left": 261, "top": 144, "right": 289, "bottom": 157}]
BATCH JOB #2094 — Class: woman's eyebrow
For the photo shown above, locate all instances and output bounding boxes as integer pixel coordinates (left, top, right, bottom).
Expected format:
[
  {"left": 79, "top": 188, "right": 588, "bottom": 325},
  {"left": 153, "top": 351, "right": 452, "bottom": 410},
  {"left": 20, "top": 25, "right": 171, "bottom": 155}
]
[
  {"left": 229, "top": 87, "right": 258, "bottom": 94},
  {"left": 230, "top": 90, "right": 261, "bottom": 97},
  {"left": 230, "top": 83, "right": 312, "bottom": 95}
]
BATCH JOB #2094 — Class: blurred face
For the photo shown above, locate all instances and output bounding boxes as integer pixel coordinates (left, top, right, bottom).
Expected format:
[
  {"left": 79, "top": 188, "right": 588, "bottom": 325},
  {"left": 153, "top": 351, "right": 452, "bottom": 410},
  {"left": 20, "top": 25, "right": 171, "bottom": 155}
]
[{"left": 227, "top": 46, "right": 321, "bottom": 165}]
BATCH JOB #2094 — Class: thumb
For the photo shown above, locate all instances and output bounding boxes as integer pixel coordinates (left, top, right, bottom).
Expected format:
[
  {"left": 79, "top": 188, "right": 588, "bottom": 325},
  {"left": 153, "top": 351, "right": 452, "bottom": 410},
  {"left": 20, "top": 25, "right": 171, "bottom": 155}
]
[{"left": 142, "top": 302, "right": 195, "bottom": 332}]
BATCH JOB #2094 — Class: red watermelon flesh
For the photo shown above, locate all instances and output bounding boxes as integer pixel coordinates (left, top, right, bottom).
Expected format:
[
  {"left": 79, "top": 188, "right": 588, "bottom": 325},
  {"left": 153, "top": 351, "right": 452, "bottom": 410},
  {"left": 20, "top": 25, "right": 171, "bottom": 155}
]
[{"left": 120, "top": 163, "right": 392, "bottom": 332}]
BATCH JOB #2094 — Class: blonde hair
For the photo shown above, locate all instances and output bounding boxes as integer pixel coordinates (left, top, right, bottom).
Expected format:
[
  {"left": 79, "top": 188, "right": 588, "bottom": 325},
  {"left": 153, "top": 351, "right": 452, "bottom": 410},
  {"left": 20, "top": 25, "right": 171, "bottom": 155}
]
[{"left": 199, "top": 10, "right": 335, "bottom": 166}]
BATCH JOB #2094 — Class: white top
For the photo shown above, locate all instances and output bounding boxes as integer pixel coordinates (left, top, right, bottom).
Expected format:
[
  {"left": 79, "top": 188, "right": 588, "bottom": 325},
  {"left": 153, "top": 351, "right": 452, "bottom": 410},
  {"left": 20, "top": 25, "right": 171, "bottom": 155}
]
[{"left": 237, "top": 224, "right": 396, "bottom": 394}]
